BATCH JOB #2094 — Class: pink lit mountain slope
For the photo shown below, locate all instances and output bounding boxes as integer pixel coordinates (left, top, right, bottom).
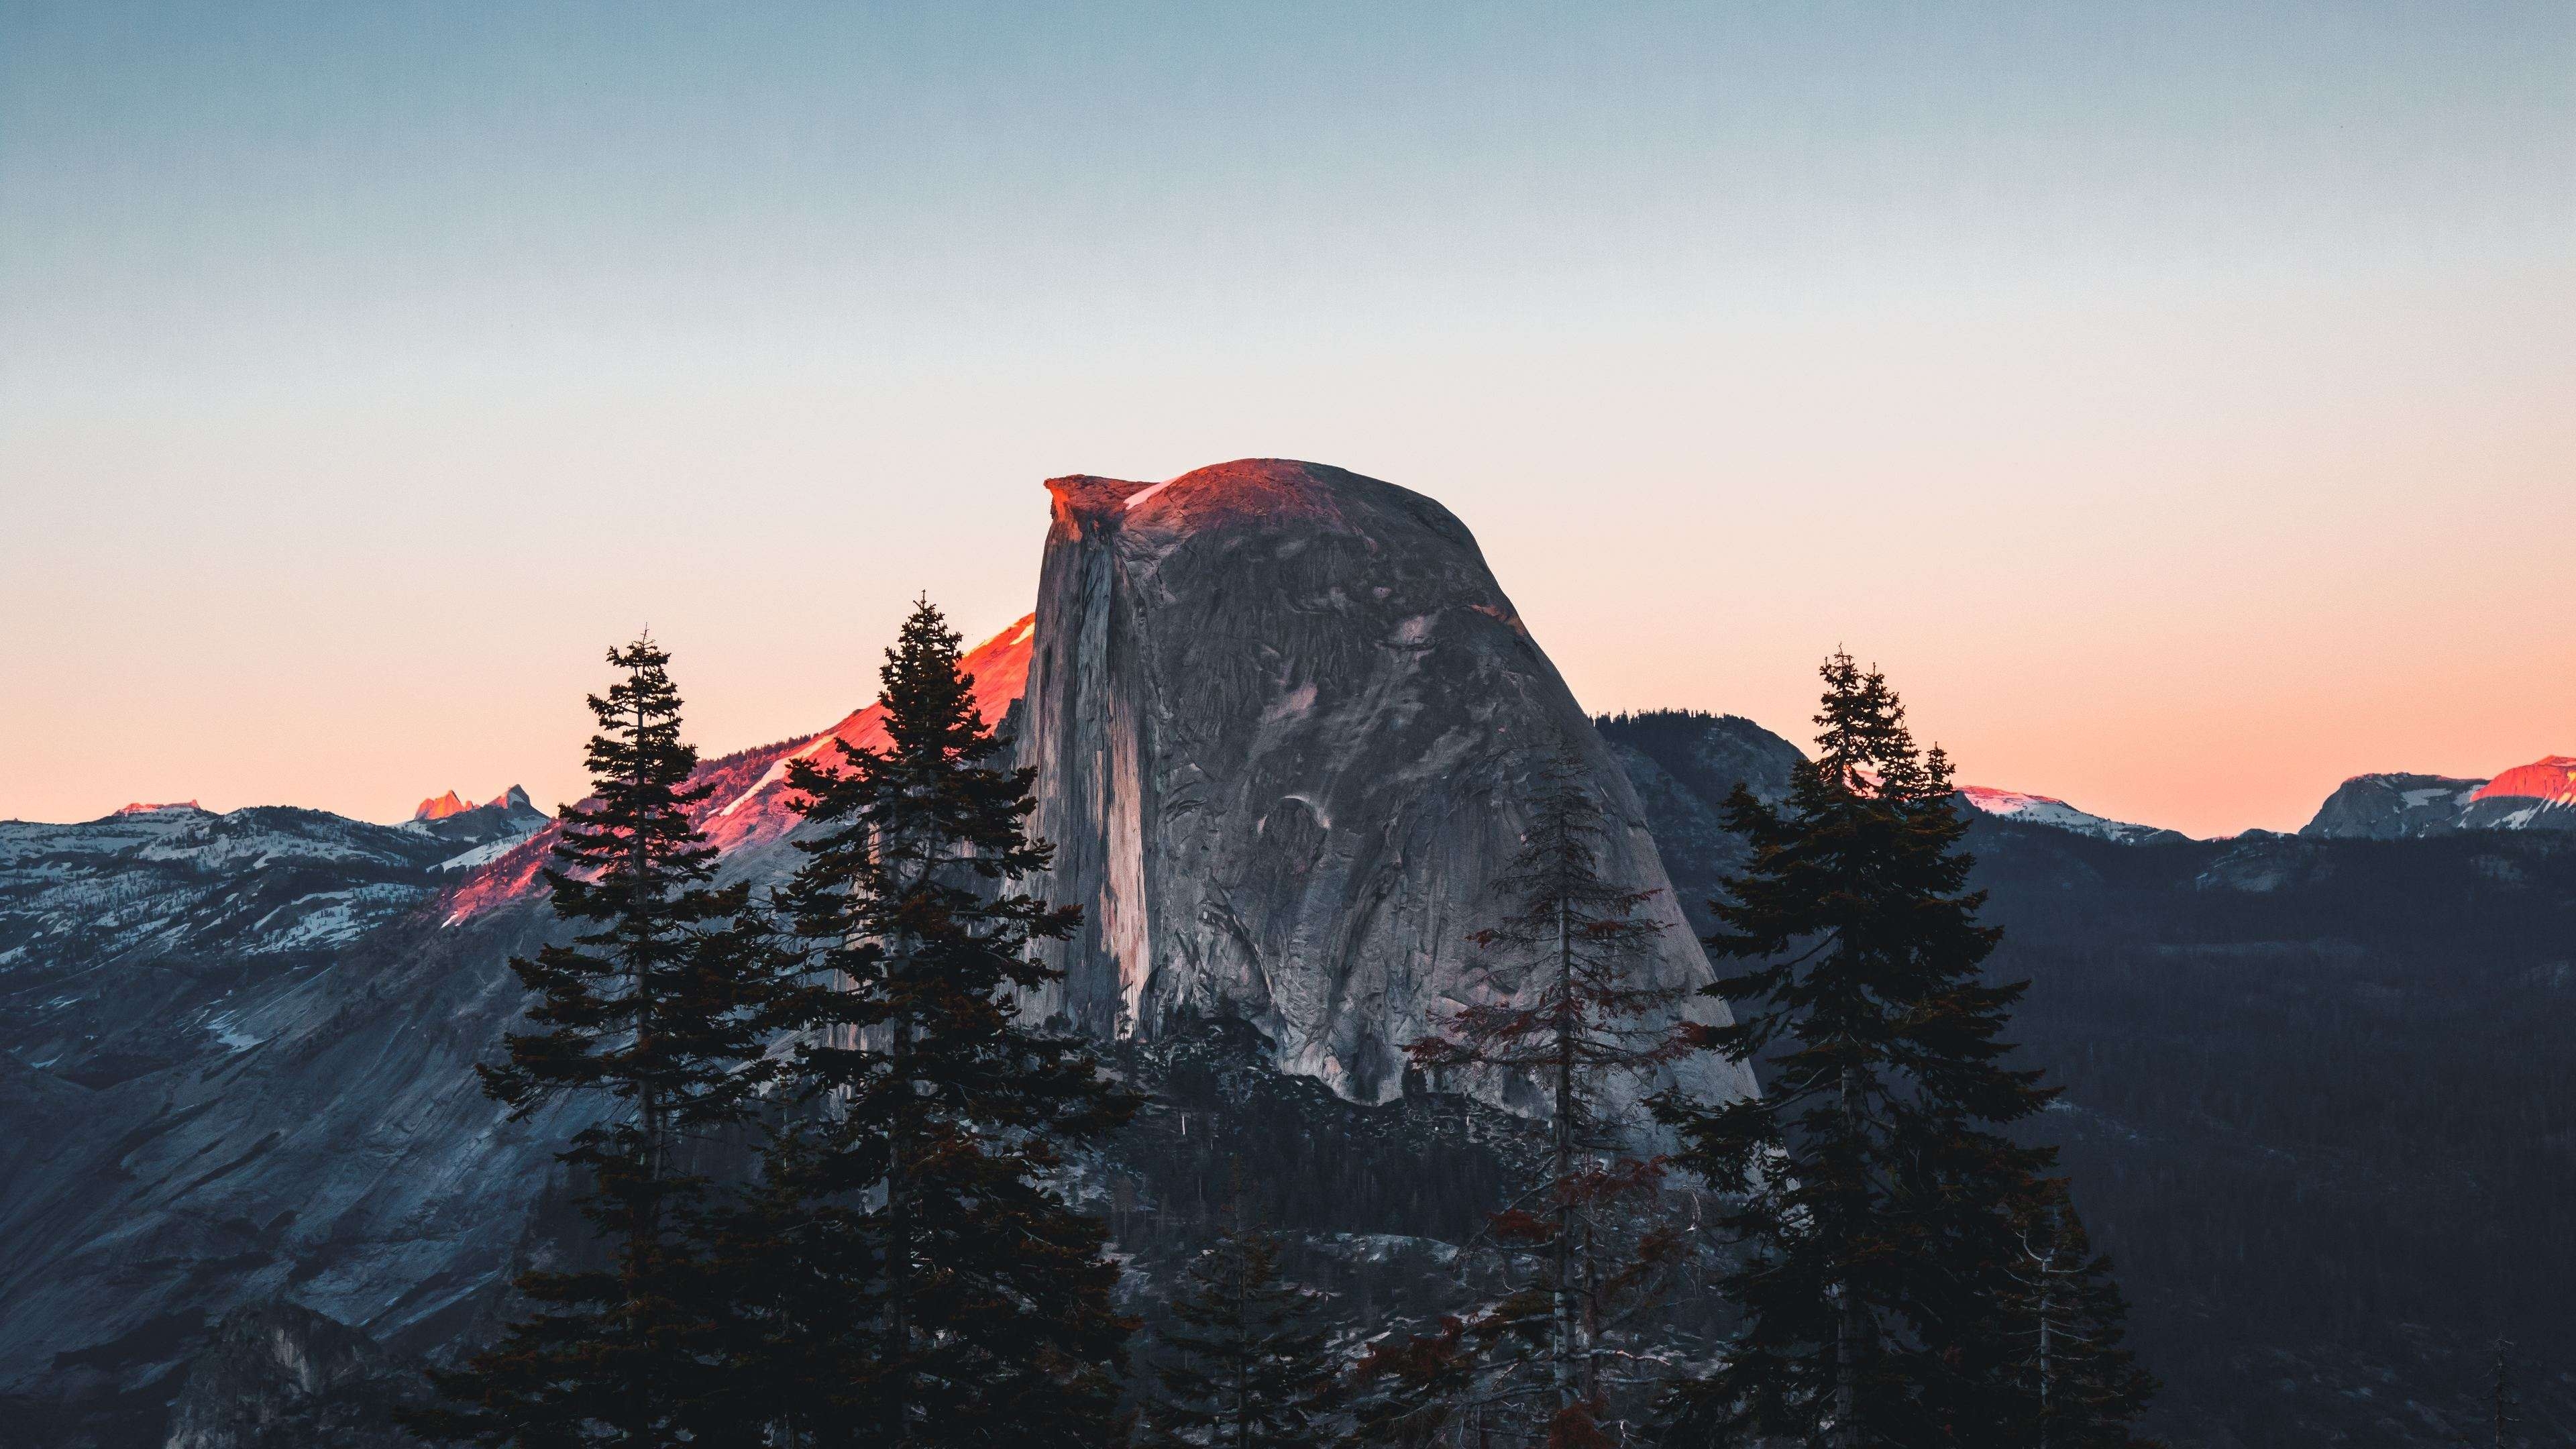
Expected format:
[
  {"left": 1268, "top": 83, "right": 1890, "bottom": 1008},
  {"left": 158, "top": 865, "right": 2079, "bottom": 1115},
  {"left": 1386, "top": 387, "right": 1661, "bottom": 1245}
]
[
  {"left": 1957, "top": 786, "right": 2187, "bottom": 846},
  {"left": 702, "top": 614, "right": 1036, "bottom": 853},
  {"left": 2461, "top": 755, "right": 2576, "bottom": 832},
  {"left": 439, "top": 614, "right": 1036, "bottom": 923},
  {"left": 2473, "top": 755, "right": 2576, "bottom": 806}
]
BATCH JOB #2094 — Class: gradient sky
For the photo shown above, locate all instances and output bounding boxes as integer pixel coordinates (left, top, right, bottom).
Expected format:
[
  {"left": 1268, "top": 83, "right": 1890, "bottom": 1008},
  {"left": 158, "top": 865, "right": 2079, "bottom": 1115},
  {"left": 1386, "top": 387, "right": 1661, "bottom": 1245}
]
[{"left": 3, "top": 2, "right": 2570, "bottom": 837}]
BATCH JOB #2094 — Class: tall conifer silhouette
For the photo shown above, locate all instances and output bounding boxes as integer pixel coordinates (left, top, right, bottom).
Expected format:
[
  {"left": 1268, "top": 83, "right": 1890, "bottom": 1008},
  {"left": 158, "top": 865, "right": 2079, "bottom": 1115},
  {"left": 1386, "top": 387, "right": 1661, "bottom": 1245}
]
[
  {"left": 411, "top": 637, "right": 784, "bottom": 1448},
  {"left": 1652, "top": 651, "right": 2110, "bottom": 1448},
  {"left": 1407, "top": 755, "right": 1688, "bottom": 1444},
  {"left": 753, "top": 598, "right": 1135, "bottom": 1448},
  {"left": 1998, "top": 1182, "right": 2157, "bottom": 1449}
]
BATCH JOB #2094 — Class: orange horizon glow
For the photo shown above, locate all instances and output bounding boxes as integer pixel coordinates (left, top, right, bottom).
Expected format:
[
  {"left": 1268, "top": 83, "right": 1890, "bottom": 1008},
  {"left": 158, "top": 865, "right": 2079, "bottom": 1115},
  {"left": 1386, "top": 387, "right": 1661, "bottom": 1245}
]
[
  {"left": 15, "top": 474, "right": 2555, "bottom": 845},
  {"left": 5, "top": 8, "right": 2567, "bottom": 842}
]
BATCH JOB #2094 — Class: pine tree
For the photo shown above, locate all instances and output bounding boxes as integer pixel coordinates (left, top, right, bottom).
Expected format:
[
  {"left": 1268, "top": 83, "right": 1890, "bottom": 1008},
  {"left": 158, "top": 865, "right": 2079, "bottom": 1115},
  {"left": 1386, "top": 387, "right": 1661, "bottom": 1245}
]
[
  {"left": 1343, "top": 1318, "right": 1475, "bottom": 1449},
  {"left": 752, "top": 598, "right": 1137, "bottom": 1448},
  {"left": 1998, "top": 1181, "right": 2157, "bottom": 1449},
  {"left": 2483, "top": 1339, "right": 2518, "bottom": 1449},
  {"left": 1139, "top": 1193, "right": 1343, "bottom": 1449},
  {"left": 410, "top": 637, "right": 785, "bottom": 1449},
  {"left": 1649, "top": 651, "right": 2071, "bottom": 1448},
  {"left": 1407, "top": 755, "right": 1690, "bottom": 1444}
]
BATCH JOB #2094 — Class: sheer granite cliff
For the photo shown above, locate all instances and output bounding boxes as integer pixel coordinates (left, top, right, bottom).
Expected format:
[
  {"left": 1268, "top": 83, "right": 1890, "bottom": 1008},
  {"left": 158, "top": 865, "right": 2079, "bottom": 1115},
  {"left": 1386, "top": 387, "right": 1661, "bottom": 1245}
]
[{"left": 1018, "top": 459, "right": 1755, "bottom": 1110}]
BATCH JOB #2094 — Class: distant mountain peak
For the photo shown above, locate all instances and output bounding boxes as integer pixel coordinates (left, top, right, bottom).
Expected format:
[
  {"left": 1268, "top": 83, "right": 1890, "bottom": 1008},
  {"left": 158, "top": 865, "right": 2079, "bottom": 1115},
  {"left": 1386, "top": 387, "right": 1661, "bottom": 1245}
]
[
  {"left": 413, "top": 791, "right": 472, "bottom": 821},
  {"left": 1956, "top": 786, "right": 2184, "bottom": 846},
  {"left": 2303, "top": 756, "right": 2573, "bottom": 838},
  {"left": 413, "top": 786, "right": 535, "bottom": 822},
  {"left": 2473, "top": 755, "right": 2576, "bottom": 806}
]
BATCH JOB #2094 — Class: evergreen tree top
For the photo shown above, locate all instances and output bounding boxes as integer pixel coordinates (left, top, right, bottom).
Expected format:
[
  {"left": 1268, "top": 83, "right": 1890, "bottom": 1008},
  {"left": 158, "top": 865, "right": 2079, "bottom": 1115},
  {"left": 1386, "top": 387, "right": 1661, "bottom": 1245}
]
[
  {"left": 785, "top": 598, "right": 1051, "bottom": 881},
  {"left": 1409, "top": 751, "right": 1686, "bottom": 1147},
  {"left": 753, "top": 595, "right": 1136, "bottom": 1447},
  {"left": 1699, "top": 650, "right": 2040, "bottom": 1128},
  {"left": 1142, "top": 1203, "right": 1344, "bottom": 1449},
  {"left": 547, "top": 633, "right": 722, "bottom": 920},
  {"left": 1648, "top": 651, "right": 2092, "bottom": 1448}
]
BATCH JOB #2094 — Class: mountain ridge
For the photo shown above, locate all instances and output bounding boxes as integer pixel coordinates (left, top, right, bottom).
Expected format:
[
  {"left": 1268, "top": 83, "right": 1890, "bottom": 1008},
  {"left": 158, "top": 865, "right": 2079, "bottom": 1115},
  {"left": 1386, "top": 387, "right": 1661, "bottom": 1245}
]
[{"left": 2302, "top": 755, "right": 2576, "bottom": 839}]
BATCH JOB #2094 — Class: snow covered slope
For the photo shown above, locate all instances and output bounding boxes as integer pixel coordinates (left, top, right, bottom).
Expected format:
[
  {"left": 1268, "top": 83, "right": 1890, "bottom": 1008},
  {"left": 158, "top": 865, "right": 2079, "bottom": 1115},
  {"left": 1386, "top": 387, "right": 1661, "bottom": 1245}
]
[
  {"left": 1956, "top": 786, "right": 2187, "bottom": 846},
  {"left": 0, "top": 804, "right": 470, "bottom": 1090}
]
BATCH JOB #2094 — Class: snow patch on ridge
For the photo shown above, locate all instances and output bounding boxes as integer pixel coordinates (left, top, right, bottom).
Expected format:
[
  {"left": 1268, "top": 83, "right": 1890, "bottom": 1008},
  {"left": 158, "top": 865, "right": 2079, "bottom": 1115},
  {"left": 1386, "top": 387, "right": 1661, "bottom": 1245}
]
[
  {"left": 437, "top": 832, "right": 541, "bottom": 873},
  {"left": 1958, "top": 786, "right": 2181, "bottom": 845}
]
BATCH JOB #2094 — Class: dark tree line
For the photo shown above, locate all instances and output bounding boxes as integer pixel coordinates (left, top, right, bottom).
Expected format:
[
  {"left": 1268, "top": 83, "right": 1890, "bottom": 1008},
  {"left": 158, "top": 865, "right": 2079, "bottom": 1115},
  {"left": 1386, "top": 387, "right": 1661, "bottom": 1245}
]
[
  {"left": 1968, "top": 821, "right": 2576, "bottom": 1446},
  {"left": 409, "top": 625, "right": 2150, "bottom": 1449}
]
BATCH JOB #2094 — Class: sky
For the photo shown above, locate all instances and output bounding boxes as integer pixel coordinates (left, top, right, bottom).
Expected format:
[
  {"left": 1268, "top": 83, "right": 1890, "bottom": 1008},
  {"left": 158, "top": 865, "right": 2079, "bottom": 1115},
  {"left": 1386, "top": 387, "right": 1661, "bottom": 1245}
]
[{"left": 2, "top": 3, "right": 2569, "bottom": 838}]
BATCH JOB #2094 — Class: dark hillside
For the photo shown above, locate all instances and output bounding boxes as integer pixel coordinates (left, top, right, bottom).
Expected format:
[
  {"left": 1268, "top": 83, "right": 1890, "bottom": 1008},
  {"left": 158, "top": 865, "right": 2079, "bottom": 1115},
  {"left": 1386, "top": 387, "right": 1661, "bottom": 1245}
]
[{"left": 1599, "top": 711, "right": 2576, "bottom": 1448}]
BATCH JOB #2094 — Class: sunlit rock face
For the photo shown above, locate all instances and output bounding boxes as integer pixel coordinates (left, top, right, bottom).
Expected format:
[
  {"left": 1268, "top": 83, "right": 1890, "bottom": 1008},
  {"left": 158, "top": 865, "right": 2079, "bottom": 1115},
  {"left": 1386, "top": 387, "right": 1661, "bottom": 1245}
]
[
  {"left": 411, "top": 790, "right": 474, "bottom": 821},
  {"left": 2466, "top": 755, "right": 2576, "bottom": 830},
  {"left": 2302, "top": 757, "right": 2576, "bottom": 839},
  {"left": 1019, "top": 458, "right": 1755, "bottom": 1110}
]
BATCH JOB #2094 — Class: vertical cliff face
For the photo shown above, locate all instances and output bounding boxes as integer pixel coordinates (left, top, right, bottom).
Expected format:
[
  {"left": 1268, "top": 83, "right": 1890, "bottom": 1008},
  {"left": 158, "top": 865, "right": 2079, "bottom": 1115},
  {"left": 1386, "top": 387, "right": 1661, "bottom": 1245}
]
[{"left": 1020, "top": 459, "right": 1754, "bottom": 1110}]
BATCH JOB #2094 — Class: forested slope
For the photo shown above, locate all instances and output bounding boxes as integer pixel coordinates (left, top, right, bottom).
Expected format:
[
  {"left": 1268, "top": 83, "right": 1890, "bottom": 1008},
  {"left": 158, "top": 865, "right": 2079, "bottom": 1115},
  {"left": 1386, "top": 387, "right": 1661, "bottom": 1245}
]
[{"left": 1605, "top": 709, "right": 2576, "bottom": 1447}]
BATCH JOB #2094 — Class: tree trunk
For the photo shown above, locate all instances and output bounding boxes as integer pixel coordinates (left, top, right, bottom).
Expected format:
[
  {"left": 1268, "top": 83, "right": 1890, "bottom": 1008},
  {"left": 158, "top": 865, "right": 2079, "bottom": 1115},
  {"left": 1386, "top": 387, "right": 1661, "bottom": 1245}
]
[
  {"left": 887, "top": 1010, "right": 912, "bottom": 1447},
  {"left": 1235, "top": 1241, "right": 1250, "bottom": 1449},
  {"left": 2036, "top": 1256, "right": 2055, "bottom": 1449},
  {"left": 1554, "top": 891, "right": 1576, "bottom": 1413},
  {"left": 627, "top": 694, "right": 658, "bottom": 1449},
  {"left": 886, "top": 816, "right": 921, "bottom": 1448},
  {"left": 1582, "top": 1218, "right": 1601, "bottom": 1405},
  {"left": 1832, "top": 1062, "right": 1862, "bottom": 1449}
]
